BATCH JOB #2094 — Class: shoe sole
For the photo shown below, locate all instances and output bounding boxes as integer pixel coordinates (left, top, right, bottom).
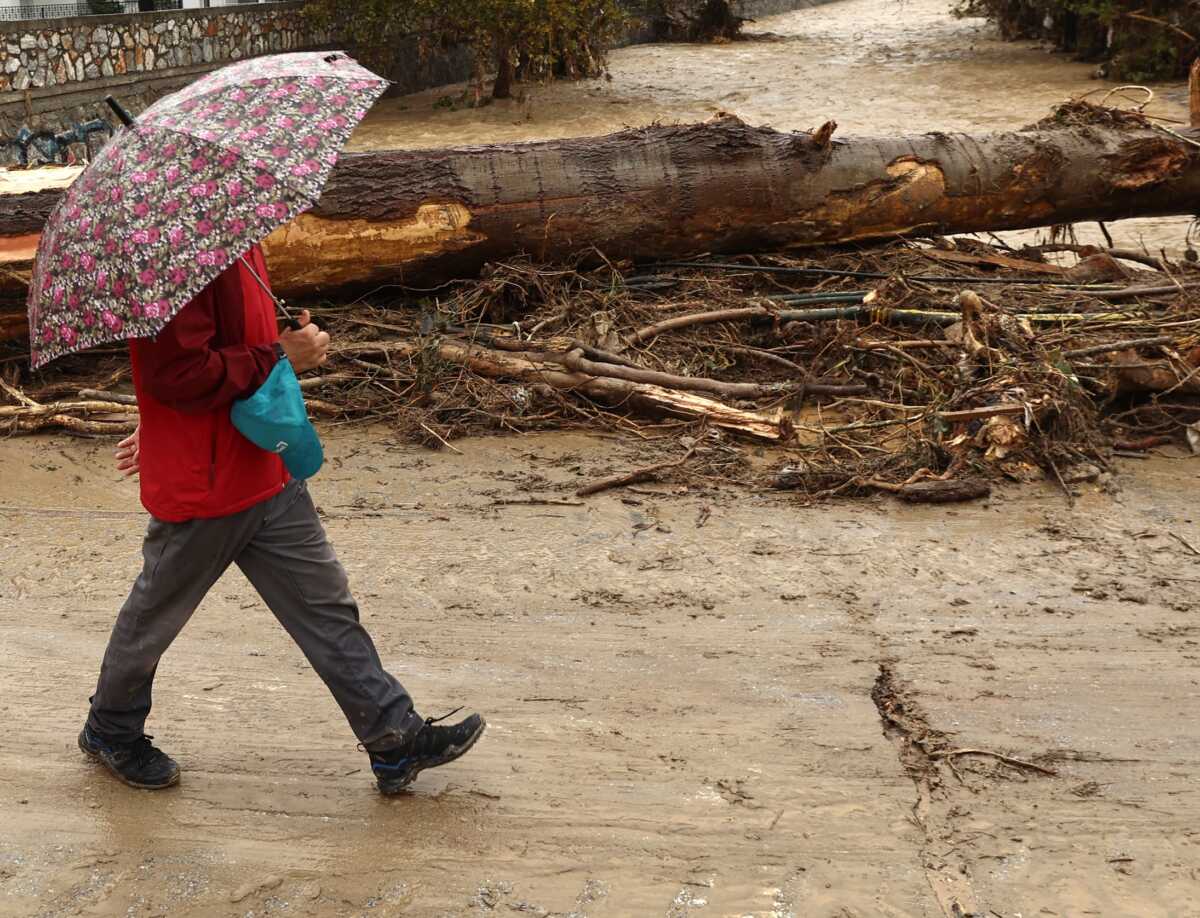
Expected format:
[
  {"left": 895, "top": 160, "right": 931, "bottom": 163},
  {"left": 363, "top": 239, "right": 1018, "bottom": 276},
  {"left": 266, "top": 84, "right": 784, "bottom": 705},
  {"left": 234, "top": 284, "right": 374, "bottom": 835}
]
[
  {"left": 78, "top": 731, "right": 181, "bottom": 790},
  {"left": 376, "top": 718, "right": 487, "bottom": 795}
]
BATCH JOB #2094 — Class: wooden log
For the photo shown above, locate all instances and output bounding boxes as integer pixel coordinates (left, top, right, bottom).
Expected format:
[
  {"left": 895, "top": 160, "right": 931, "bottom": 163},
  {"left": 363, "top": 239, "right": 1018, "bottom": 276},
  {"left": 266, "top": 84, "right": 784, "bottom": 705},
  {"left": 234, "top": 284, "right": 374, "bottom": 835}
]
[
  {"left": 77, "top": 388, "right": 138, "bottom": 404},
  {"left": 880, "top": 478, "right": 992, "bottom": 503},
  {"left": 1113, "top": 350, "right": 1200, "bottom": 396},
  {"left": 1192, "top": 58, "right": 1200, "bottom": 129},
  {"left": 575, "top": 450, "right": 694, "bottom": 497},
  {"left": 339, "top": 338, "right": 790, "bottom": 440},
  {"left": 937, "top": 404, "right": 1026, "bottom": 423},
  {"left": 771, "top": 468, "right": 991, "bottom": 502},
  {"left": 2, "top": 414, "right": 137, "bottom": 435},
  {"left": 0, "top": 399, "right": 139, "bottom": 418},
  {"left": 4, "top": 113, "right": 1200, "bottom": 341},
  {"left": 1061, "top": 336, "right": 1173, "bottom": 359},
  {"left": 631, "top": 307, "right": 773, "bottom": 344},
  {"left": 561, "top": 347, "right": 792, "bottom": 399}
]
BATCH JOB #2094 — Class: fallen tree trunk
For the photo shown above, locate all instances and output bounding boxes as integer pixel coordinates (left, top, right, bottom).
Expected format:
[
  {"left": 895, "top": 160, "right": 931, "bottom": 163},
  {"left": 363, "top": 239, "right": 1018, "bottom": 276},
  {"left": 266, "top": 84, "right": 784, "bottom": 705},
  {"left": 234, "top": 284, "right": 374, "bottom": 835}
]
[{"left": 3, "top": 112, "right": 1200, "bottom": 342}]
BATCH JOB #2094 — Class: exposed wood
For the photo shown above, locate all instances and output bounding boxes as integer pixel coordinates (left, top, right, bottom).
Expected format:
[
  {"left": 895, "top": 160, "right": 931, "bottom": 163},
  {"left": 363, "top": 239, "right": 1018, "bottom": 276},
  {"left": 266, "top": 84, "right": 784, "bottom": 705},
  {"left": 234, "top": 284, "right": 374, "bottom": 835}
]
[
  {"left": 920, "top": 248, "right": 1066, "bottom": 276},
  {"left": 0, "top": 376, "right": 36, "bottom": 407},
  {"left": 853, "top": 339, "right": 953, "bottom": 350},
  {"left": 937, "top": 404, "right": 1026, "bottom": 423},
  {"left": 338, "top": 338, "right": 790, "bottom": 440},
  {"left": 4, "top": 113, "right": 1200, "bottom": 343},
  {"left": 1025, "top": 242, "right": 1170, "bottom": 272},
  {"left": 297, "top": 373, "right": 357, "bottom": 391},
  {"left": 1192, "top": 59, "right": 1200, "bottom": 129},
  {"left": 562, "top": 347, "right": 792, "bottom": 400},
  {"left": 491, "top": 497, "right": 583, "bottom": 507},
  {"left": 872, "top": 478, "right": 993, "bottom": 503},
  {"left": 1063, "top": 252, "right": 1132, "bottom": 284},
  {"left": 77, "top": 388, "right": 137, "bottom": 405},
  {"left": 0, "top": 399, "right": 139, "bottom": 418},
  {"left": 771, "top": 470, "right": 990, "bottom": 502},
  {"left": 929, "top": 747, "right": 1056, "bottom": 775},
  {"left": 725, "top": 345, "right": 805, "bottom": 372},
  {"left": 1089, "top": 280, "right": 1200, "bottom": 300},
  {"left": 576, "top": 449, "right": 695, "bottom": 497},
  {"left": 304, "top": 398, "right": 344, "bottom": 417},
  {"left": 1113, "top": 434, "right": 1173, "bottom": 451},
  {"left": 1171, "top": 532, "right": 1200, "bottom": 556},
  {"left": 3, "top": 414, "right": 137, "bottom": 435},
  {"left": 630, "top": 307, "right": 772, "bottom": 345},
  {"left": 1113, "top": 350, "right": 1200, "bottom": 396},
  {"left": 1062, "top": 336, "right": 1173, "bottom": 359}
]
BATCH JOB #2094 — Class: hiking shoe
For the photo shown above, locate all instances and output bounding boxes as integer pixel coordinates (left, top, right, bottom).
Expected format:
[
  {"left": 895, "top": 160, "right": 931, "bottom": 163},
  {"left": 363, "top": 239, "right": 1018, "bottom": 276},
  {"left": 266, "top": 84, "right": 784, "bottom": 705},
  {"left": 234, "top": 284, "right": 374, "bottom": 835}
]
[
  {"left": 369, "top": 709, "right": 486, "bottom": 794},
  {"left": 78, "top": 725, "right": 180, "bottom": 790}
]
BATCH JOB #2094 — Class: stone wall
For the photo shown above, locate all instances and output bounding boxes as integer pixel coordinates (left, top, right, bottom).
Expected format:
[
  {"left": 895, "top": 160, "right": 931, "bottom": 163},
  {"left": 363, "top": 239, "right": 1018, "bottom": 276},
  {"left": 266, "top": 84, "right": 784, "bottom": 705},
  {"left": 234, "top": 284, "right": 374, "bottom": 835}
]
[
  {"left": 1, "top": 1, "right": 324, "bottom": 136},
  {"left": 0, "top": 0, "right": 841, "bottom": 143},
  {"left": 0, "top": 1, "right": 315, "bottom": 93}
]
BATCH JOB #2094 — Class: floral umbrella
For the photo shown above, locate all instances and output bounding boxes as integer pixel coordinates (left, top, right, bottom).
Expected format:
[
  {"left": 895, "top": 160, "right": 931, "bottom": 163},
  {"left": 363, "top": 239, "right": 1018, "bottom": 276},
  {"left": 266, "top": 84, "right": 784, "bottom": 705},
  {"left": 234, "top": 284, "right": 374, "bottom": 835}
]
[{"left": 27, "top": 52, "right": 387, "bottom": 368}]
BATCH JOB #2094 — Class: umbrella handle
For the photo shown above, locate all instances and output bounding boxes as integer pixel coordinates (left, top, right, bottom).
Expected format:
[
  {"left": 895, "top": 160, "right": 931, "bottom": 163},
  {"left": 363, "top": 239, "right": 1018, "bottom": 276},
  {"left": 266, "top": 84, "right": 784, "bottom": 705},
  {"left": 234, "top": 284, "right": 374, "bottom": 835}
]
[
  {"left": 284, "top": 316, "right": 329, "bottom": 332},
  {"left": 105, "top": 96, "right": 135, "bottom": 128}
]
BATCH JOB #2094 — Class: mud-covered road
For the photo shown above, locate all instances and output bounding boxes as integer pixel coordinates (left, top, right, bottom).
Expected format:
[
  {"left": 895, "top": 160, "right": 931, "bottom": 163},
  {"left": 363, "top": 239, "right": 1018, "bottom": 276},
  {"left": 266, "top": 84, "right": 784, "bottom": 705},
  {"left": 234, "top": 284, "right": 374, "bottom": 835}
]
[
  {"left": 5, "top": 0, "right": 1200, "bottom": 915},
  {"left": 2, "top": 428, "right": 1199, "bottom": 917}
]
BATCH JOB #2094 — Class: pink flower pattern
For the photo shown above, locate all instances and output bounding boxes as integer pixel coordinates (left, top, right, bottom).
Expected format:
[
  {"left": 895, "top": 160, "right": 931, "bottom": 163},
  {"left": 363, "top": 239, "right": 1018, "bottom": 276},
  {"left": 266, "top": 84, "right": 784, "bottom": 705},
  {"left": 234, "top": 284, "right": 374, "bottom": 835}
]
[{"left": 27, "top": 52, "right": 387, "bottom": 367}]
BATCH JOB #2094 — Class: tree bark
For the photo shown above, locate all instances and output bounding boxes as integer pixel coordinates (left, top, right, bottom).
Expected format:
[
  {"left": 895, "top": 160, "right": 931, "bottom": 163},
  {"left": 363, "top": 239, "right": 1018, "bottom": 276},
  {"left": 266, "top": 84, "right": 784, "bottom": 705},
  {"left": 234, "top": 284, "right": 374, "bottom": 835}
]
[
  {"left": 3, "top": 113, "right": 1200, "bottom": 342},
  {"left": 1192, "top": 58, "right": 1200, "bottom": 129},
  {"left": 339, "top": 338, "right": 790, "bottom": 440},
  {"left": 492, "top": 48, "right": 515, "bottom": 100}
]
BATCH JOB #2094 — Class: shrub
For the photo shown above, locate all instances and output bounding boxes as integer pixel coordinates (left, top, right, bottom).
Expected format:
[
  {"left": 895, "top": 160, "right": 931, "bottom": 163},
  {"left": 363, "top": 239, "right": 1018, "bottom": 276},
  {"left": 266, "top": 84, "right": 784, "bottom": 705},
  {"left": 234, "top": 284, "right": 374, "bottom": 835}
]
[
  {"left": 307, "top": 0, "right": 631, "bottom": 101},
  {"left": 956, "top": 1, "right": 1200, "bottom": 81},
  {"left": 648, "top": 0, "right": 745, "bottom": 42}
]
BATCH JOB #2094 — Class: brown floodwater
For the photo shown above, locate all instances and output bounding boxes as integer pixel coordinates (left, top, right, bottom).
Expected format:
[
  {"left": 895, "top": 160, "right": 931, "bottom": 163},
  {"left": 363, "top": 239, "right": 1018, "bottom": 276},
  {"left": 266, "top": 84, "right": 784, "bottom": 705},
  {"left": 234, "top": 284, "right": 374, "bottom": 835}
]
[{"left": 350, "top": 0, "right": 1195, "bottom": 255}]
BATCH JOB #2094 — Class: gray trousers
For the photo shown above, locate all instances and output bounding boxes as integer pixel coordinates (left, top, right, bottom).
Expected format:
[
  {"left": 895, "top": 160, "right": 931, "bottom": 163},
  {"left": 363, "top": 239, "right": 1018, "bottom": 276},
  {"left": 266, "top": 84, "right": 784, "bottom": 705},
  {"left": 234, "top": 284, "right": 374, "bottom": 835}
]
[{"left": 87, "top": 479, "right": 422, "bottom": 751}]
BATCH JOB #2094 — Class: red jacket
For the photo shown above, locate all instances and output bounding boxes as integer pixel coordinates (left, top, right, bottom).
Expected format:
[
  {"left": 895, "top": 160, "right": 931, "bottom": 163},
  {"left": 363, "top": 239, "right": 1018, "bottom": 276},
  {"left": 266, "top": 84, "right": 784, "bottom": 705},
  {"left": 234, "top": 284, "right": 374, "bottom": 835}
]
[{"left": 131, "top": 245, "right": 288, "bottom": 522}]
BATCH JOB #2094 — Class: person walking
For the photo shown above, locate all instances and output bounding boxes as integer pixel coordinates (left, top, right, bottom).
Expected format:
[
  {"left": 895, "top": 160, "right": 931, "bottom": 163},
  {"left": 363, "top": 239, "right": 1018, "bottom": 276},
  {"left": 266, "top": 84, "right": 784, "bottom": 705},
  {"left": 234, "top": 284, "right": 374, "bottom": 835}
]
[
  {"left": 77, "top": 244, "right": 485, "bottom": 793},
  {"left": 22, "top": 54, "right": 486, "bottom": 795}
]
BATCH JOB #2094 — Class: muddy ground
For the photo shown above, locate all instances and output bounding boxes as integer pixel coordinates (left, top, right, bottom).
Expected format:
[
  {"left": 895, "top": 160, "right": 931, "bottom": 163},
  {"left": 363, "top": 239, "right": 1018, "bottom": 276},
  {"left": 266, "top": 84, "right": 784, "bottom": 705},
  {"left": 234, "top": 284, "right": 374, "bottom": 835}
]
[
  {"left": 1, "top": 427, "right": 1199, "bottom": 917},
  {"left": 5, "top": 0, "right": 1200, "bottom": 914}
]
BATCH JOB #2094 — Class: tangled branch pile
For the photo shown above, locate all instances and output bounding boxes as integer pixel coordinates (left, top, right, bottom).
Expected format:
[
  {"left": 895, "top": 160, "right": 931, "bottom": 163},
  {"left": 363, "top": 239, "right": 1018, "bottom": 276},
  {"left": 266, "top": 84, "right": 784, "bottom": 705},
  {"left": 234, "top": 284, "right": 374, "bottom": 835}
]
[{"left": 6, "top": 237, "right": 1200, "bottom": 501}]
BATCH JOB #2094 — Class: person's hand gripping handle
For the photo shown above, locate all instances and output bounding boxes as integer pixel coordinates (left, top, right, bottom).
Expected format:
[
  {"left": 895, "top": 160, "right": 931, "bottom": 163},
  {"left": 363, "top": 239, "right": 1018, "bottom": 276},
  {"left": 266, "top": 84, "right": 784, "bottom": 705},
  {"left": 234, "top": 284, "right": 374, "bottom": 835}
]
[{"left": 277, "top": 309, "right": 331, "bottom": 372}]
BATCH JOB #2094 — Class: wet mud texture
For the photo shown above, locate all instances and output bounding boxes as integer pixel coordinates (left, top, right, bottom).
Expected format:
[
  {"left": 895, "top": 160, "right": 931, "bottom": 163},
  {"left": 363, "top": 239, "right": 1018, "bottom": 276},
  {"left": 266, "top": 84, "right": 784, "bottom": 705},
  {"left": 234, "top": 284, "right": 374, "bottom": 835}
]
[{"left": 1, "top": 429, "right": 1199, "bottom": 916}]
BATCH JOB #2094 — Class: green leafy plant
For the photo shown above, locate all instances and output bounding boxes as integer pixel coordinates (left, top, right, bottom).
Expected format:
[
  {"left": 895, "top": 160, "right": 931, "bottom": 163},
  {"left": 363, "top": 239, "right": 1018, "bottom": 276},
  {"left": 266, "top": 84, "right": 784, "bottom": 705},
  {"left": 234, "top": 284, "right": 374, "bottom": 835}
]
[
  {"left": 307, "top": 0, "right": 630, "bottom": 101},
  {"left": 957, "top": 0, "right": 1200, "bottom": 79}
]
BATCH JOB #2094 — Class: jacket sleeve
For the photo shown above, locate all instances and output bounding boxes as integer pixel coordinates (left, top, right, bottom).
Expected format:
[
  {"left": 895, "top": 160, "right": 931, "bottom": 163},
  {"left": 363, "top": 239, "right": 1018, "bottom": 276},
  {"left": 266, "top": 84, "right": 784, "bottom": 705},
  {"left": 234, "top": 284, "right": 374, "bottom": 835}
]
[{"left": 139, "top": 286, "right": 280, "bottom": 415}]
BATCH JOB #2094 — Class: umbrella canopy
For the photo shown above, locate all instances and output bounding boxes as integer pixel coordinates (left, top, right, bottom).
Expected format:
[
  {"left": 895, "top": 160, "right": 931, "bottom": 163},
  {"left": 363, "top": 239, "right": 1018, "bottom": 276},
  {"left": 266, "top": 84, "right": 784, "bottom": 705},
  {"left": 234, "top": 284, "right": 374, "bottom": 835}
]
[{"left": 27, "top": 52, "right": 387, "bottom": 368}]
